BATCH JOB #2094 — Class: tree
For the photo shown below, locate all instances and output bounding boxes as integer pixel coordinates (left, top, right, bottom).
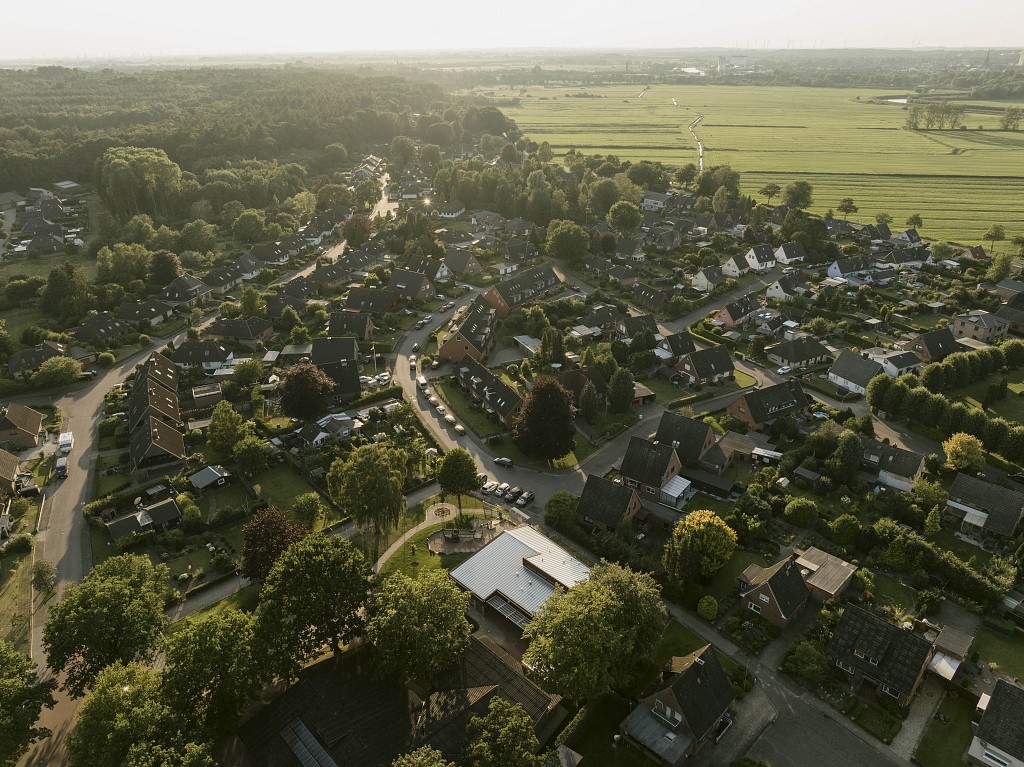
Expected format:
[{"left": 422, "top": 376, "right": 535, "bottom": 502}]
[
  {"left": 663, "top": 509, "right": 737, "bottom": 584},
  {"left": 0, "top": 641, "right": 56, "bottom": 767},
  {"left": 985, "top": 224, "right": 1006, "bottom": 254},
  {"left": 1012, "top": 235, "right": 1024, "bottom": 258},
  {"left": 148, "top": 249, "right": 183, "bottom": 285},
  {"left": 232, "top": 358, "right": 265, "bottom": 389},
  {"left": 232, "top": 208, "right": 267, "bottom": 243},
  {"left": 875, "top": 212, "right": 894, "bottom": 225},
  {"left": 925, "top": 506, "right": 942, "bottom": 537},
  {"left": 41, "top": 261, "right": 93, "bottom": 322},
  {"left": 607, "top": 200, "right": 643, "bottom": 234},
  {"left": 393, "top": 747, "right": 456, "bottom": 767},
  {"left": 32, "top": 356, "right": 83, "bottom": 388},
  {"left": 291, "top": 492, "right": 326, "bottom": 528},
  {"left": 366, "top": 570, "right": 471, "bottom": 683},
  {"left": 208, "top": 400, "right": 248, "bottom": 455},
  {"left": 512, "top": 377, "right": 576, "bottom": 461},
  {"left": 828, "top": 431, "right": 863, "bottom": 478},
  {"left": 280, "top": 363, "right": 335, "bottom": 420},
  {"left": 44, "top": 554, "right": 168, "bottom": 697},
  {"left": 239, "top": 286, "right": 265, "bottom": 318},
  {"left": 31, "top": 559, "right": 56, "bottom": 594},
  {"left": 986, "top": 252, "right": 1014, "bottom": 283},
  {"left": 436, "top": 448, "right": 479, "bottom": 513},
  {"left": 240, "top": 506, "right": 307, "bottom": 584},
  {"left": 1001, "top": 107, "right": 1023, "bottom": 131},
  {"left": 179, "top": 219, "right": 217, "bottom": 253},
  {"left": 607, "top": 367, "right": 635, "bottom": 414},
  {"left": 830, "top": 514, "right": 861, "bottom": 547},
  {"left": 545, "top": 219, "right": 589, "bottom": 265},
  {"left": 354, "top": 178, "right": 383, "bottom": 211},
  {"left": 782, "top": 639, "right": 830, "bottom": 688},
  {"left": 232, "top": 434, "right": 270, "bottom": 476},
  {"left": 543, "top": 490, "right": 579, "bottom": 532},
  {"left": 784, "top": 498, "right": 818, "bottom": 528},
  {"left": 836, "top": 198, "right": 858, "bottom": 220},
  {"left": 98, "top": 146, "right": 182, "bottom": 218},
  {"left": 257, "top": 535, "right": 369, "bottom": 681},
  {"left": 464, "top": 698, "right": 542, "bottom": 767},
  {"left": 523, "top": 562, "right": 666, "bottom": 703},
  {"left": 758, "top": 183, "right": 781, "bottom": 204},
  {"left": 943, "top": 432, "right": 985, "bottom": 472},
  {"left": 711, "top": 185, "right": 730, "bottom": 214},
  {"left": 906, "top": 213, "right": 923, "bottom": 230},
  {"left": 327, "top": 443, "right": 405, "bottom": 559},
  {"left": 96, "top": 242, "right": 151, "bottom": 286},
  {"left": 697, "top": 595, "right": 718, "bottom": 621},
  {"left": 163, "top": 608, "right": 261, "bottom": 735},
  {"left": 341, "top": 214, "right": 373, "bottom": 247},
  {"left": 782, "top": 180, "right": 814, "bottom": 210},
  {"left": 578, "top": 381, "right": 599, "bottom": 424},
  {"left": 123, "top": 740, "right": 216, "bottom": 767}
]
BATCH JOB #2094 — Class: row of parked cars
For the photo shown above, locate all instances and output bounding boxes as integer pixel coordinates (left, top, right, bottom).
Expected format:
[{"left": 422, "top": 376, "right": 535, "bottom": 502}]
[{"left": 480, "top": 480, "right": 534, "bottom": 507}]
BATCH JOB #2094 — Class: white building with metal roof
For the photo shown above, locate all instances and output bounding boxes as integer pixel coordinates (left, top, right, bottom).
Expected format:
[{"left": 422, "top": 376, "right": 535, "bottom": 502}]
[{"left": 448, "top": 526, "right": 590, "bottom": 630}]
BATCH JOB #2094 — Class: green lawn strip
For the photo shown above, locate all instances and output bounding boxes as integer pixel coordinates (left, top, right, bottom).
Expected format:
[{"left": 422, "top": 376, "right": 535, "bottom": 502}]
[
  {"left": 96, "top": 452, "right": 128, "bottom": 471},
  {"left": 196, "top": 483, "right": 251, "bottom": 516},
  {"left": 638, "top": 376, "right": 686, "bottom": 403},
  {"left": 89, "top": 520, "right": 114, "bottom": 565},
  {"left": 871, "top": 573, "right": 917, "bottom": 617},
  {"left": 379, "top": 520, "right": 477, "bottom": 579},
  {"left": 250, "top": 464, "right": 317, "bottom": 514},
  {"left": 96, "top": 472, "right": 132, "bottom": 498},
  {"left": 913, "top": 693, "right": 975, "bottom": 767},
  {"left": 932, "top": 530, "right": 992, "bottom": 567},
  {"left": 734, "top": 370, "right": 757, "bottom": 388},
  {"left": 853, "top": 701, "right": 902, "bottom": 743},
  {"left": 704, "top": 551, "right": 764, "bottom": 603},
  {"left": 0, "top": 554, "right": 32, "bottom": 655},
  {"left": 168, "top": 584, "right": 261, "bottom": 634},
  {"left": 974, "top": 627, "right": 1024, "bottom": 680},
  {"left": 689, "top": 492, "right": 735, "bottom": 520}
]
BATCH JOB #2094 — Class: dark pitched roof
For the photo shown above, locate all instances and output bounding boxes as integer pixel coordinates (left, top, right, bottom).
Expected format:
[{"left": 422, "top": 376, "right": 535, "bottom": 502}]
[
  {"left": 264, "top": 293, "right": 306, "bottom": 320},
  {"left": 311, "top": 337, "right": 358, "bottom": 366},
  {"left": 740, "top": 555, "right": 810, "bottom": 620},
  {"left": 947, "top": 474, "right": 1024, "bottom": 537},
  {"left": 682, "top": 346, "right": 734, "bottom": 381},
  {"left": 455, "top": 358, "right": 522, "bottom": 420},
  {"left": 129, "top": 416, "right": 186, "bottom": 471},
  {"left": 118, "top": 299, "right": 176, "bottom": 323},
  {"left": 861, "top": 438, "right": 924, "bottom": 479},
  {"left": 166, "top": 340, "right": 232, "bottom": 366},
  {"left": 577, "top": 475, "right": 639, "bottom": 528},
  {"left": 620, "top": 313, "right": 659, "bottom": 338},
  {"left": 721, "top": 292, "right": 761, "bottom": 321},
  {"left": 206, "top": 316, "right": 273, "bottom": 340},
  {"left": 829, "top": 350, "right": 883, "bottom": 390},
  {"left": 620, "top": 436, "right": 678, "bottom": 488},
  {"left": 344, "top": 286, "right": 398, "bottom": 314},
  {"left": 913, "top": 327, "right": 959, "bottom": 360},
  {"left": 444, "top": 296, "right": 496, "bottom": 354},
  {"left": 737, "top": 380, "right": 808, "bottom": 424},
  {"left": 664, "top": 645, "right": 736, "bottom": 739},
  {"left": 0, "top": 404, "right": 43, "bottom": 438},
  {"left": 776, "top": 241, "right": 806, "bottom": 260},
  {"left": 405, "top": 254, "right": 446, "bottom": 281},
  {"left": 327, "top": 312, "right": 373, "bottom": 338},
  {"left": 696, "top": 265, "right": 725, "bottom": 284},
  {"left": 765, "top": 336, "right": 832, "bottom": 365},
  {"left": 74, "top": 311, "right": 132, "bottom": 344},
  {"left": 443, "top": 248, "right": 477, "bottom": 275},
  {"left": 826, "top": 605, "right": 932, "bottom": 698},
  {"left": 490, "top": 265, "right": 562, "bottom": 309},
  {"left": 633, "top": 283, "right": 669, "bottom": 310},
  {"left": 202, "top": 263, "right": 244, "bottom": 289},
  {"left": 0, "top": 448, "right": 21, "bottom": 484},
  {"left": 661, "top": 331, "right": 696, "bottom": 357},
  {"left": 387, "top": 268, "right": 432, "bottom": 300},
  {"left": 747, "top": 243, "right": 774, "bottom": 264},
  {"left": 976, "top": 680, "right": 1024, "bottom": 761},
  {"left": 136, "top": 351, "right": 178, "bottom": 391},
  {"left": 128, "top": 378, "right": 180, "bottom": 431},
  {"left": 157, "top": 273, "right": 209, "bottom": 303},
  {"left": 654, "top": 411, "right": 713, "bottom": 464}
]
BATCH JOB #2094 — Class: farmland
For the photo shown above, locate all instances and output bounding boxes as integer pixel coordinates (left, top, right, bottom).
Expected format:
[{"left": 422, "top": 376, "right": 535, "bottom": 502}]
[{"left": 500, "top": 84, "right": 1024, "bottom": 244}]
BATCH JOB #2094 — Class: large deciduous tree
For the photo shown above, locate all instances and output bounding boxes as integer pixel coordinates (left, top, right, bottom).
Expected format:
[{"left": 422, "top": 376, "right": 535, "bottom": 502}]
[
  {"left": 392, "top": 747, "right": 456, "bottom": 767},
  {"left": 98, "top": 146, "right": 183, "bottom": 219},
  {"left": 512, "top": 376, "right": 576, "bottom": 461},
  {"left": 662, "top": 509, "right": 737, "bottom": 584},
  {"left": 280, "top": 363, "right": 335, "bottom": 420},
  {"left": 943, "top": 432, "right": 986, "bottom": 473},
  {"left": 607, "top": 200, "right": 643, "bottom": 234},
  {"left": 523, "top": 562, "right": 666, "bottom": 703},
  {"left": 436, "top": 448, "right": 479, "bottom": 513},
  {"left": 341, "top": 214, "right": 373, "bottom": 247},
  {"left": 836, "top": 198, "right": 858, "bottom": 220},
  {"left": 31, "top": 356, "right": 82, "bottom": 388},
  {"left": 578, "top": 381, "right": 599, "bottom": 424},
  {"left": 231, "top": 434, "right": 270, "bottom": 477},
  {"left": 43, "top": 554, "right": 168, "bottom": 697},
  {"left": 782, "top": 180, "right": 814, "bottom": 210},
  {"left": 148, "top": 249, "right": 183, "bottom": 285},
  {"left": 607, "top": 367, "right": 635, "bottom": 414},
  {"left": 208, "top": 400, "right": 248, "bottom": 456},
  {"left": 327, "top": 443, "right": 405, "bottom": 559},
  {"left": 464, "top": 698, "right": 542, "bottom": 767},
  {"left": 290, "top": 491, "right": 327, "bottom": 529},
  {"left": 0, "top": 641, "right": 57, "bottom": 767},
  {"left": 366, "top": 570, "right": 471, "bottom": 683},
  {"left": 545, "top": 219, "right": 589, "bottom": 266},
  {"left": 40, "top": 261, "right": 94, "bottom": 323},
  {"left": 758, "top": 183, "right": 781, "bottom": 204},
  {"left": 240, "top": 506, "right": 307, "bottom": 584},
  {"left": 231, "top": 209, "right": 268, "bottom": 243},
  {"left": 985, "top": 223, "right": 1006, "bottom": 254}
]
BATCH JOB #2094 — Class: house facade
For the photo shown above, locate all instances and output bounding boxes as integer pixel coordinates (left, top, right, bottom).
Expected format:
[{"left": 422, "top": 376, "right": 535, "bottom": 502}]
[
  {"left": 738, "top": 555, "right": 811, "bottom": 629},
  {"left": 726, "top": 380, "right": 809, "bottom": 431},
  {"left": 952, "top": 311, "right": 1009, "bottom": 344}
]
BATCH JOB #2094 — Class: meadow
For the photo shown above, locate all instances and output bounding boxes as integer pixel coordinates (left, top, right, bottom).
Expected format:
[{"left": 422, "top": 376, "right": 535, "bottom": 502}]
[{"left": 500, "top": 84, "right": 1024, "bottom": 244}]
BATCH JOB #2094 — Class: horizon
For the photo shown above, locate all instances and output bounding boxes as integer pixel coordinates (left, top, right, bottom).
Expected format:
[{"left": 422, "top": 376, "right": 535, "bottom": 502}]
[{"left": 6, "top": 0, "right": 1024, "bottom": 63}]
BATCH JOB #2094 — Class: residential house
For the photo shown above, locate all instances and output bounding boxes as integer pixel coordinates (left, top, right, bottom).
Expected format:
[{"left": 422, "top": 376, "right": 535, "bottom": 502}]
[
  {"left": 387, "top": 269, "right": 436, "bottom": 303},
  {"left": 744, "top": 243, "right": 776, "bottom": 272},
  {"left": 277, "top": 277, "right": 314, "bottom": 301},
  {"left": 136, "top": 351, "right": 178, "bottom": 391},
  {"left": 827, "top": 256, "right": 875, "bottom": 279},
  {"left": 738, "top": 554, "right": 811, "bottom": 629},
  {"left": 764, "top": 336, "right": 833, "bottom": 369},
  {"left": 504, "top": 217, "right": 533, "bottom": 237},
  {"left": 721, "top": 254, "right": 749, "bottom": 278},
  {"left": 675, "top": 346, "right": 735, "bottom": 386},
  {"left": 157, "top": 273, "right": 212, "bottom": 308},
  {"left": 769, "top": 204, "right": 790, "bottom": 225},
  {"left": 190, "top": 383, "right": 223, "bottom": 409},
  {"left": 264, "top": 293, "right": 307, "bottom": 321},
  {"left": 657, "top": 332, "right": 697, "bottom": 364},
  {"left": 726, "top": 380, "right": 809, "bottom": 431},
  {"left": 826, "top": 605, "right": 933, "bottom": 707},
  {"left": 619, "top": 645, "right": 736, "bottom": 766},
  {"left": 307, "top": 261, "right": 352, "bottom": 292},
  {"left": 344, "top": 287, "right": 401, "bottom": 314},
  {"left": 294, "top": 413, "right": 354, "bottom": 447},
  {"left": 691, "top": 266, "right": 725, "bottom": 293},
  {"left": 189, "top": 465, "right": 231, "bottom": 492},
  {"left": 105, "top": 497, "right": 182, "bottom": 540},
  {"left": 8, "top": 340, "right": 82, "bottom": 380},
  {"left": 0, "top": 404, "right": 43, "bottom": 451},
  {"left": 127, "top": 378, "right": 181, "bottom": 432},
  {"left": 249, "top": 242, "right": 289, "bottom": 266},
  {"left": 118, "top": 299, "right": 176, "bottom": 326},
  {"left": 945, "top": 473, "right": 1024, "bottom": 543},
  {"left": 576, "top": 475, "right": 645, "bottom": 531},
  {"left": 714, "top": 292, "right": 761, "bottom": 327},
  {"left": 327, "top": 312, "right": 376, "bottom": 341},
  {"left": 442, "top": 248, "right": 482, "bottom": 278},
  {"left": 859, "top": 222, "right": 892, "bottom": 241},
  {"left": 774, "top": 241, "right": 806, "bottom": 265},
  {"left": 438, "top": 296, "right": 497, "bottom": 363},
  {"left": 166, "top": 340, "right": 233, "bottom": 371},
  {"left": 0, "top": 449, "right": 21, "bottom": 496},
  {"left": 618, "top": 313, "right": 660, "bottom": 341},
  {"left": 618, "top": 436, "right": 683, "bottom": 503},
  {"left": 633, "top": 283, "right": 671, "bottom": 313},
  {"left": 470, "top": 210, "right": 506, "bottom": 229},
  {"left": 455, "top": 358, "right": 523, "bottom": 426},
  {"left": 311, "top": 338, "right": 361, "bottom": 396},
  {"left": 997, "top": 293, "right": 1024, "bottom": 333},
  {"left": 278, "top": 233, "right": 307, "bottom": 257},
  {"left": 654, "top": 411, "right": 717, "bottom": 469},
  {"left": 233, "top": 253, "right": 264, "bottom": 280},
  {"left": 74, "top": 312, "right": 132, "bottom": 346},
  {"left": 861, "top": 439, "right": 925, "bottom": 492},
  {"left": 641, "top": 190, "right": 671, "bottom": 212},
  {"left": 483, "top": 265, "right": 562, "bottom": 317},
  {"left": 993, "top": 278, "right": 1024, "bottom": 302},
  {"left": 448, "top": 526, "right": 589, "bottom": 631},
  {"left": 793, "top": 547, "right": 857, "bottom": 602},
  {"left": 23, "top": 233, "right": 64, "bottom": 254},
  {"left": 405, "top": 254, "right": 451, "bottom": 283},
  {"left": 828, "top": 350, "right": 884, "bottom": 396},
  {"left": 967, "top": 680, "right": 1024, "bottom": 767},
  {"left": 892, "top": 228, "right": 922, "bottom": 245},
  {"left": 615, "top": 237, "right": 646, "bottom": 262},
  {"left": 765, "top": 274, "right": 807, "bottom": 302},
  {"left": 647, "top": 226, "right": 683, "bottom": 252},
  {"left": 863, "top": 347, "right": 923, "bottom": 378},
  {"left": 205, "top": 317, "right": 274, "bottom": 348},
  {"left": 202, "top": 264, "right": 244, "bottom": 295},
  {"left": 902, "top": 327, "right": 960, "bottom": 363},
  {"left": 504, "top": 237, "right": 539, "bottom": 264},
  {"left": 129, "top": 416, "right": 186, "bottom": 472},
  {"left": 952, "top": 311, "right": 1009, "bottom": 344},
  {"left": 556, "top": 368, "right": 608, "bottom": 405}
]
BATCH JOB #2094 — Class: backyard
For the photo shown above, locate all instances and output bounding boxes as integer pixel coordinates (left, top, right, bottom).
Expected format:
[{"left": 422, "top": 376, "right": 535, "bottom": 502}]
[
  {"left": 973, "top": 626, "right": 1024, "bottom": 680},
  {"left": 913, "top": 693, "right": 975, "bottom": 767},
  {"left": 251, "top": 464, "right": 321, "bottom": 516},
  {"left": 871, "top": 572, "right": 918, "bottom": 618}
]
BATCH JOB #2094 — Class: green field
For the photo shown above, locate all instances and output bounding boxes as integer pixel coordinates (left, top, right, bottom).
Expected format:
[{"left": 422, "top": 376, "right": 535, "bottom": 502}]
[{"left": 501, "top": 84, "right": 1024, "bottom": 244}]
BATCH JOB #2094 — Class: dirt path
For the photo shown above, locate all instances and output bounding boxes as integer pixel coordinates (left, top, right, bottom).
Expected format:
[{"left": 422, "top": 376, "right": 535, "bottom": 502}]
[{"left": 688, "top": 115, "right": 705, "bottom": 170}]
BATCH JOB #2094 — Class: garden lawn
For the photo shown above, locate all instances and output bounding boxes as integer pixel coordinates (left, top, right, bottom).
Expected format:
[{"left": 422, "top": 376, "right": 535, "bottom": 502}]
[
  {"left": 952, "top": 369, "right": 1024, "bottom": 423},
  {"left": 251, "top": 464, "right": 317, "bottom": 513},
  {"left": 0, "top": 554, "right": 31, "bottom": 655},
  {"left": 197, "top": 483, "right": 252, "bottom": 517},
  {"left": 871, "top": 573, "right": 917, "bottom": 616},
  {"left": 974, "top": 626, "right": 1024, "bottom": 680},
  {"left": 734, "top": 370, "right": 757, "bottom": 388},
  {"left": 914, "top": 693, "right": 975, "bottom": 767},
  {"left": 854, "top": 701, "right": 902, "bottom": 743},
  {"left": 639, "top": 377, "right": 686, "bottom": 403},
  {"left": 588, "top": 410, "right": 639, "bottom": 438},
  {"left": 565, "top": 694, "right": 653, "bottom": 767},
  {"left": 379, "top": 521, "right": 474, "bottom": 579},
  {"left": 704, "top": 551, "right": 765, "bottom": 602},
  {"left": 169, "top": 584, "right": 260, "bottom": 634},
  {"left": 96, "top": 471, "right": 131, "bottom": 498},
  {"left": 932, "top": 530, "right": 992, "bottom": 567},
  {"left": 690, "top": 492, "right": 736, "bottom": 520}
]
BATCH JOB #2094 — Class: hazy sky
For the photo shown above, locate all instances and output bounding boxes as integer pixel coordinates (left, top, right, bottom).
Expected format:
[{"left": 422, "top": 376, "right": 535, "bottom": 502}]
[{"left": 6, "top": 0, "right": 1023, "bottom": 60}]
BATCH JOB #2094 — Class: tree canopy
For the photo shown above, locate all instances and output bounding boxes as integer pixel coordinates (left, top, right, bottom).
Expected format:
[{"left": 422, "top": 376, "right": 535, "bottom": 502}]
[
  {"left": 0, "top": 641, "right": 57, "bottom": 767},
  {"left": 436, "top": 448, "right": 479, "bottom": 512},
  {"left": 662, "top": 509, "right": 738, "bottom": 584},
  {"left": 240, "top": 506, "right": 307, "bottom": 584},
  {"left": 327, "top": 443, "right": 405, "bottom": 557},
  {"left": 464, "top": 698, "right": 542, "bottom": 767},
  {"left": 280, "top": 363, "right": 336, "bottom": 420},
  {"left": 512, "top": 376, "right": 576, "bottom": 460}
]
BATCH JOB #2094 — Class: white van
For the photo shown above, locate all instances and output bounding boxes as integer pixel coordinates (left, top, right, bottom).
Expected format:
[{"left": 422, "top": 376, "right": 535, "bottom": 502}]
[
  {"left": 58, "top": 432, "right": 74, "bottom": 454},
  {"left": 416, "top": 376, "right": 428, "bottom": 390}
]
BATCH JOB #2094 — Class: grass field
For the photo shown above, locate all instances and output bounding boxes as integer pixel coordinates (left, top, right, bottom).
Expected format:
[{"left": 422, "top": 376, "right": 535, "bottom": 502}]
[
  {"left": 500, "top": 84, "right": 1024, "bottom": 244},
  {"left": 379, "top": 521, "right": 475, "bottom": 579},
  {"left": 0, "top": 554, "right": 31, "bottom": 655},
  {"left": 914, "top": 693, "right": 975, "bottom": 767},
  {"left": 974, "top": 626, "right": 1024, "bottom": 680}
]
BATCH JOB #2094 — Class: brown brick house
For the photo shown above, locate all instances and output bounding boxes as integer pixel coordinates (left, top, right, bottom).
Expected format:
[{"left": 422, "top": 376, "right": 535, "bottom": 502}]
[{"left": 738, "top": 554, "right": 810, "bottom": 629}]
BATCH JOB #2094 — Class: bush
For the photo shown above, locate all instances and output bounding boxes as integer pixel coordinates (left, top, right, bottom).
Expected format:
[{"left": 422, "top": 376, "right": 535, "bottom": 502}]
[
  {"left": 784, "top": 497, "right": 818, "bottom": 528},
  {"left": 5, "top": 534, "right": 33, "bottom": 553},
  {"left": 96, "top": 352, "right": 116, "bottom": 368},
  {"left": 697, "top": 595, "right": 718, "bottom": 621}
]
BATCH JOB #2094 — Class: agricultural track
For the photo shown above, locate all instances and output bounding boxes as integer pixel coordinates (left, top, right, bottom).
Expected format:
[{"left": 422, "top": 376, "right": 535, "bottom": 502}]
[{"left": 688, "top": 114, "right": 705, "bottom": 170}]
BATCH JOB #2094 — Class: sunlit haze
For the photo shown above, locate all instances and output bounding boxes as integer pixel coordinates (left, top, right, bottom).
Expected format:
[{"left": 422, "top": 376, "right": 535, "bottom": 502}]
[{"left": 5, "top": 0, "right": 1024, "bottom": 61}]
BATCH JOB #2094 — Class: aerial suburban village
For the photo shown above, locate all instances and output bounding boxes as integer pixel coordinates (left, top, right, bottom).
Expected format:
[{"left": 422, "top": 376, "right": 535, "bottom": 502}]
[{"left": 1, "top": 46, "right": 1024, "bottom": 767}]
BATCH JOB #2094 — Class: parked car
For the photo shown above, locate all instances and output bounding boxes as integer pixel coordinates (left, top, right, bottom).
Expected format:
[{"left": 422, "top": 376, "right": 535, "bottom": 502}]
[
  {"left": 409, "top": 354, "right": 417, "bottom": 365},
  {"left": 477, "top": 473, "right": 488, "bottom": 486},
  {"left": 516, "top": 491, "right": 535, "bottom": 507},
  {"left": 423, "top": 315, "right": 433, "bottom": 322},
  {"left": 777, "top": 366, "right": 792, "bottom": 375},
  {"left": 428, "top": 396, "right": 439, "bottom": 406},
  {"left": 412, "top": 342, "right": 420, "bottom": 352},
  {"left": 438, "top": 305, "right": 449, "bottom": 313},
  {"left": 453, "top": 423, "right": 466, "bottom": 435},
  {"left": 482, "top": 481, "right": 498, "bottom": 494},
  {"left": 435, "top": 295, "right": 446, "bottom": 302},
  {"left": 494, "top": 482, "right": 510, "bottom": 498},
  {"left": 376, "top": 372, "right": 391, "bottom": 384},
  {"left": 436, "top": 404, "right": 446, "bottom": 414},
  {"left": 505, "top": 486, "right": 522, "bottom": 503},
  {"left": 444, "top": 413, "right": 457, "bottom": 425},
  {"left": 430, "top": 359, "right": 441, "bottom": 369},
  {"left": 493, "top": 456, "right": 513, "bottom": 467}
]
